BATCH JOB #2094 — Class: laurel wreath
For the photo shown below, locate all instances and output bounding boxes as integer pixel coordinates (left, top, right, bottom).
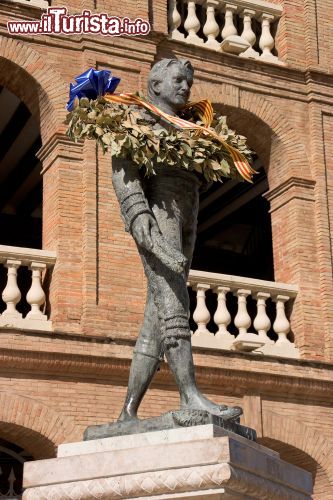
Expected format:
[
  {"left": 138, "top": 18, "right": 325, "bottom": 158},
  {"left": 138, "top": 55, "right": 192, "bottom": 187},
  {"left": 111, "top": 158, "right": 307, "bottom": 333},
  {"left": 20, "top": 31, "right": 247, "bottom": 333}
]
[{"left": 65, "top": 95, "right": 254, "bottom": 183}]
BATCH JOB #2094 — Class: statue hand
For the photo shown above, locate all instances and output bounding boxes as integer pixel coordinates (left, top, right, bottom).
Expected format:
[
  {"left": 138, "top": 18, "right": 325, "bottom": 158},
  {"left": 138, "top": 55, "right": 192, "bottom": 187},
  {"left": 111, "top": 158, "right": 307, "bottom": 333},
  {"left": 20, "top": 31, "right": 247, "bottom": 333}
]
[{"left": 132, "top": 213, "right": 159, "bottom": 251}]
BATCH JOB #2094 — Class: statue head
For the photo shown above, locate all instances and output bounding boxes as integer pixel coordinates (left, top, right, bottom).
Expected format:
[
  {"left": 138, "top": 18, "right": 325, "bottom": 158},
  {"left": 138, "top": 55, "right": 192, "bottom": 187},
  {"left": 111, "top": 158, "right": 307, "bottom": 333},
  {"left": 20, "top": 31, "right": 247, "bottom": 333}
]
[{"left": 147, "top": 58, "right": 194, "bottom": 114}]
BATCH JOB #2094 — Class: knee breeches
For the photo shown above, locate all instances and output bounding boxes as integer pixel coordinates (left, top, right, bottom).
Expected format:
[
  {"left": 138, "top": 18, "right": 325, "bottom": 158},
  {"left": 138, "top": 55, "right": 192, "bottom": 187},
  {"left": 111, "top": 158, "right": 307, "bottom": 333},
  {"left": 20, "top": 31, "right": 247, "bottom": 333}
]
[{"left": 134, "top": 170, "right": 200, "bottom": 357}]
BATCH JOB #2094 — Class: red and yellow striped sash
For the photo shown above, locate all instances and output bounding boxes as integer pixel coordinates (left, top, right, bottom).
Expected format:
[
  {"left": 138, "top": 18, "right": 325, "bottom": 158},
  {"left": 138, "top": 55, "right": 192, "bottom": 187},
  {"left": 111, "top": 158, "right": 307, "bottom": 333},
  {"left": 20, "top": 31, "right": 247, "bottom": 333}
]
[
  {"left": 103, "top": 93, "right": 255, "bottom": 183},
  {"left": 181, "top": 99, "right": 214, "bottom": 128}
]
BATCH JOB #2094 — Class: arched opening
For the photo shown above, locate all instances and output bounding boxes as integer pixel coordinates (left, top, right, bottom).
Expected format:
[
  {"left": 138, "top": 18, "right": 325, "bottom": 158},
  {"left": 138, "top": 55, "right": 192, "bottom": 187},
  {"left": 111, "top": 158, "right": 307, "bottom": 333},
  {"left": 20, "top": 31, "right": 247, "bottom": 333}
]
[
  {"left": 0, "top": 438, "right": 34, "bottom": 499},
  {"left": 0, "top": 393, "right": 82, "bottom": 462},
  {"left": 0, "top": 43, "right": 68, "bottom": 254},
  {"left": 189, "top": 103, "right": 279, "bottom": 341},
  {"left": 192, "top": 103, "right": 274, "bottom": 281},
  {"left": 0, "top": 84, "right": 42, "bottom": 249},
  {"left": 0, "top": 422, "right": 55, "bottom": 460},
  {"left": 0, "top": 77, "right": 43, "bottom": 319},
  {"left": 0, "top": 52, "right": 43, "bottom": 316}
]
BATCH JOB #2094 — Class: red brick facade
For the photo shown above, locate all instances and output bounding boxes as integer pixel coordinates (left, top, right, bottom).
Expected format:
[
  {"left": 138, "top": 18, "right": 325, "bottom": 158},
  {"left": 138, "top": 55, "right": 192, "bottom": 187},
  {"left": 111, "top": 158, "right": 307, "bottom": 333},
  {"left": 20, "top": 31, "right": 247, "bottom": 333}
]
[{"left": 0, "top": 0, "right": 333, "bottom": 496}]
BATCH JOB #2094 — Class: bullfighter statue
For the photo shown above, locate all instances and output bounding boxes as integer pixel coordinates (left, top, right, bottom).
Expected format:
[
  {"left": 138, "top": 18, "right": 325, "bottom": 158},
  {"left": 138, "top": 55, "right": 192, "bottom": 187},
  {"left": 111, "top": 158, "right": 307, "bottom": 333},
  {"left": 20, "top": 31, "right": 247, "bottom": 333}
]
[{"left": 111, "top": 59, "right": 243, "bottom": 422}]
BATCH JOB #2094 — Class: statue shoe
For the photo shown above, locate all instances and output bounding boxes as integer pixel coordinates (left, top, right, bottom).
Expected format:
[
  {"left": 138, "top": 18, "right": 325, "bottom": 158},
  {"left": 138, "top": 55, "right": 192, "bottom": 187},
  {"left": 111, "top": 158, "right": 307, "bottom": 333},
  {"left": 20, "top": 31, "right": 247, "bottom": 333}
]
[
  {"left": 216, "top": 404, "right": 228, "bottom": 411},
  {"left": 180, "top": 403, "right": 229, "bottom": 412},
  {"left": 215, "top": 405, "right": 243, "bottom": 421}
]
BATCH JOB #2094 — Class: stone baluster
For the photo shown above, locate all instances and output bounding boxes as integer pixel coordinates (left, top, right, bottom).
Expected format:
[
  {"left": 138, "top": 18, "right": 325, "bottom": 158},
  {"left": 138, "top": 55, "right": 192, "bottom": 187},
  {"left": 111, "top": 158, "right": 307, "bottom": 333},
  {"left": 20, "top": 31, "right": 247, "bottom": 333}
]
[
  {"left": 259, "top": 13, "right": 279, "bottom": 63},
  {"left": 253, "top": 292, "right": 273, "bottom": 344},
  {"left": 213, "top": 286, "right": 231, "bottom": 336},
  {"left": 184, "top": 0, "right": 203, "bottom": 45},
  {"left": 234, "top": 289, "right": 251, "bottom": 335},
  {"left": 213, "top": 286, "right": 235, "bottom": 348},
  {"left": 26, "top": 262, "right": 47, "bottom": 321},
  {"left": 273, "top": 295, "right": 291, "bottom": 344},
  {"left": 2, "top": 260, "right": 22, "bottom": 319},
  {"left": 240, "top": 8, "right": 259, "bottom": 59},
  {"left": 233, "top": 289, "right": 264, "bottom": 351},
  {"left": 221, "top": 3, "right": 238, "bottom": 40},
  {"left": 169, "top": 0, "right": 184, "bottom": 41},
  {"left": 221, "top": 3, "right": 250, "bottom": 54},
  {"left": 192, "top": 283, "right": 211, "bottom": 335},
  {"left": 203, "top": 0, "right": 220, "bottom": 50}
]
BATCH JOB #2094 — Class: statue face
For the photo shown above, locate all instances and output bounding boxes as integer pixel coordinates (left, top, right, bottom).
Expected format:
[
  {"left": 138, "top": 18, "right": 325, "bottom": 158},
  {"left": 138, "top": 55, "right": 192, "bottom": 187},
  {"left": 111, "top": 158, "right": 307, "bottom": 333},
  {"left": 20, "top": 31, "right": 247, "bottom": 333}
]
[{"left": 156, "top": 63, "right": 193, "bottom": 111}]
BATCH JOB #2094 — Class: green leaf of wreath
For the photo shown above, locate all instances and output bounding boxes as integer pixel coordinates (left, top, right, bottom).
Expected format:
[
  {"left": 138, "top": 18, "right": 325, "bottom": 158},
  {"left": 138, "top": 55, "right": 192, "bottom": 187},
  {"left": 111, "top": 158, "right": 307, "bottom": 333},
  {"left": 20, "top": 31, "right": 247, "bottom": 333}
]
[{"left": 65, "top": 97, "right": 255, "bottom": 183}]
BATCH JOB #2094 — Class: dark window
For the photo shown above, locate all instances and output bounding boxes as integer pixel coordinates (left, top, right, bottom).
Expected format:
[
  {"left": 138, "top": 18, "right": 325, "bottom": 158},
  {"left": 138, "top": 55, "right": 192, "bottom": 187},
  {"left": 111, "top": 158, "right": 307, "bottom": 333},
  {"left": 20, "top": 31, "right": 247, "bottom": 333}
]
[
  {"left": 193, "top": 166, "right": 274, "bottom": 281},
  {"left": 0, "top": 86, "right": 42, "bottom": 250},
  {"left": 0, "top": 439, "right": 33, "bottom": 499}
]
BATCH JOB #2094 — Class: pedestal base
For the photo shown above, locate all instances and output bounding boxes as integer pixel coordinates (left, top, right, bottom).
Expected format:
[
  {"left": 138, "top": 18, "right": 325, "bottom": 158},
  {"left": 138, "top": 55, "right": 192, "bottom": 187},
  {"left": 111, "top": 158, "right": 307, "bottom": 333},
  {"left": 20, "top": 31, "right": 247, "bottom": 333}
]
[{"left": 23, "top": 424, "right": 312, "bottom": 499}]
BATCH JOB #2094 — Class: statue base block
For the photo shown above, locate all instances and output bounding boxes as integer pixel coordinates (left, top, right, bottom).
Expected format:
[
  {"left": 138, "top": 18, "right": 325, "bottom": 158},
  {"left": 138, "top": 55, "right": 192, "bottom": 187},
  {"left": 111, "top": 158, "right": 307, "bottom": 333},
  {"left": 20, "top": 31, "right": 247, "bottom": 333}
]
[
  {"left": 83, "top": 410, "right": 256, "bottom": 441},
  {"left": 23, "top": 424, "right": 313, "bottom": 499}
]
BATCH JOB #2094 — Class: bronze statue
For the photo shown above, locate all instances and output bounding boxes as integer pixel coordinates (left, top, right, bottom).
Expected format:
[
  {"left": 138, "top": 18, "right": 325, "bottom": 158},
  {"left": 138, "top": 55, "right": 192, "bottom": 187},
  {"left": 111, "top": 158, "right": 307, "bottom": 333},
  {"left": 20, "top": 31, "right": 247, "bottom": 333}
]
[{"left": 111, "top": 58, "right": 242, "bottom": 422}]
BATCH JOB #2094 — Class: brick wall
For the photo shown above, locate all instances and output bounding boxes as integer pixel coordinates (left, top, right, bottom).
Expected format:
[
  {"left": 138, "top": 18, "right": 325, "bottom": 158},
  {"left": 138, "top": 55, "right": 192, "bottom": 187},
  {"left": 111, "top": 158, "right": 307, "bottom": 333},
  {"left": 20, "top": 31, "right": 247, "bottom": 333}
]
[
  {"left": 0, "top": 0, "right": 332, "bottom": 494},
  {"left": 0, "top": 334, "right": 331, "bottom": 496}
]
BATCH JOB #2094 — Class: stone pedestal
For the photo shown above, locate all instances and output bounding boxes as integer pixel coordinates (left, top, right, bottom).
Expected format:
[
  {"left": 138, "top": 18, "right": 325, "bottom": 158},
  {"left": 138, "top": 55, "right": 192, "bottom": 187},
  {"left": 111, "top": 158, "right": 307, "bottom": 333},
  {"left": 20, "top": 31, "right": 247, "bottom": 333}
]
[{"left": 23, "top": 424, "right": 312, "bottom": 499}]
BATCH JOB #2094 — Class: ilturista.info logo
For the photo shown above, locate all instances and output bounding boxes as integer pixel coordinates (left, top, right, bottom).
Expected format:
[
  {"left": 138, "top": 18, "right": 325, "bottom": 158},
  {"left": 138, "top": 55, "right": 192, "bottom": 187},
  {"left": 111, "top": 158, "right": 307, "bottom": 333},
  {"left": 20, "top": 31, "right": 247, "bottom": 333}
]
[{"left": 7, "top": 7, "right": 151, "bottom": 36}]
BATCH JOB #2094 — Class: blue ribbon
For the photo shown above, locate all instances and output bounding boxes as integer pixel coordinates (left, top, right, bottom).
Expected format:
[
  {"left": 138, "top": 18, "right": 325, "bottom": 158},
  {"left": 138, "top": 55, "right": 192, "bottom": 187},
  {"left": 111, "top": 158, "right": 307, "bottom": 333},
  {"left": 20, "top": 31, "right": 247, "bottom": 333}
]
[{"left": 66, "top": 68, "right": 121, "bottom": 111}]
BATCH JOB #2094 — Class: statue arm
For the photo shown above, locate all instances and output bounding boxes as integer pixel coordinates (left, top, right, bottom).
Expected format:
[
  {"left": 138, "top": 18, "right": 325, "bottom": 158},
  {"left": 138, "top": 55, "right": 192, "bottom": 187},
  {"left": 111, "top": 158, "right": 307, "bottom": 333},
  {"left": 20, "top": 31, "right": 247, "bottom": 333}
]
[
  {"left": 111, "top": 157, "right": 152, "bottom": 235},
  {"left": 111, "top": 157, "right": 187, "bottom": 273}
]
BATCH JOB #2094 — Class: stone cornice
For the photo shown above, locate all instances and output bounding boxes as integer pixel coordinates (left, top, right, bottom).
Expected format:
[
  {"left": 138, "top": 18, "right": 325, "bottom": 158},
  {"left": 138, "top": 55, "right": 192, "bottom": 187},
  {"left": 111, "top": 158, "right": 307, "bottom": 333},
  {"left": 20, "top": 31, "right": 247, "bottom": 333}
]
[
  {"left": 265, "top": 176, "right": 316, "bottom": 200},
  {"left": 305, "top": 67, "right": 333, "bottom": 86},
  {"left": 0, "top": 1, "right": 45, "bottom": 20},
  {"left": 0, "top": 341, "right": 331, "bottom": 401},
  {"left": 263, "top": 177, "right": 316, "bottom": 213},
  {"left": 194, "top": 362, "right": 333, "bottom": 399},
  {"left": 2, "top": 327, "right": 332, "bottom": 371},
  {"left": 36, "top": 132, "right": 84, "bottom": 174}
]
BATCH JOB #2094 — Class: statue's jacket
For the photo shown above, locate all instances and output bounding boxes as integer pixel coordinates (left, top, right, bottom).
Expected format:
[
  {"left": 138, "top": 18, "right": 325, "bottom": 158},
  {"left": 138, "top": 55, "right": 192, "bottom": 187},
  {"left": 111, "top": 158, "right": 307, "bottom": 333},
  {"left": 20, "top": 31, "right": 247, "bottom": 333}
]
[{"left": 111, "top": 106, "right": 207, "bottom": 235}]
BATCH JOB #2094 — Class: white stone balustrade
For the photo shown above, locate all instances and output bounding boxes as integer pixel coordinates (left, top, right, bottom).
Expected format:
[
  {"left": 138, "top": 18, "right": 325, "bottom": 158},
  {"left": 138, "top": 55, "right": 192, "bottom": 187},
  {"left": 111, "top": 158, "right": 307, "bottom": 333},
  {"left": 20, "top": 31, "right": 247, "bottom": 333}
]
[
  {"left": 169, "top": 0, "right": 284, "bottom": 64},
  {"left": 8, "top": 0, "right": 50, "bottom": 8},
  {"left": 0, "top": 245, "right": 56, "bottom": 332},
  {"left": 188, "top": 270, "right": 299, "bottom": 358}
]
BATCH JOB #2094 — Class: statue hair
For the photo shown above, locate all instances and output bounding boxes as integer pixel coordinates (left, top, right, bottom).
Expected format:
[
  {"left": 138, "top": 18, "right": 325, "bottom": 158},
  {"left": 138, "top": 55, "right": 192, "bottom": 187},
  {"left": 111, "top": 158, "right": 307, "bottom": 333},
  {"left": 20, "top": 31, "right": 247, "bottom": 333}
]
[{"left": 147, "top": 59, "right": 194, "bottom": 101}]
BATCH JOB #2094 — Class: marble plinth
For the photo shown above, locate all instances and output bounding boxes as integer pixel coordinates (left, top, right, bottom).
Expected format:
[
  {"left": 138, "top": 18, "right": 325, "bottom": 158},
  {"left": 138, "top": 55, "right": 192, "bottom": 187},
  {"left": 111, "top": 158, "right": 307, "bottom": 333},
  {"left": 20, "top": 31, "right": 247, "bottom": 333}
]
[{"left": 23, "top": 425, "right": 312, "bottom": 499}]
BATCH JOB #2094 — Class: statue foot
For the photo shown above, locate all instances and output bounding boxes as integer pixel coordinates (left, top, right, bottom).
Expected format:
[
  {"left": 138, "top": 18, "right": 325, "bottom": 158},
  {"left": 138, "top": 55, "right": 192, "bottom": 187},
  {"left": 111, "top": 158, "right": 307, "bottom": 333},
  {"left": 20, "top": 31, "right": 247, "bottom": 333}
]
[
  {"left": 117, "top": 408, "right": 139, "bottom": 423},
  {"left": 180, "top": 392, "right": 242, "bottom": 421},
  {"left": 215, "top": 406, "right": 243, "bottom": 421}
]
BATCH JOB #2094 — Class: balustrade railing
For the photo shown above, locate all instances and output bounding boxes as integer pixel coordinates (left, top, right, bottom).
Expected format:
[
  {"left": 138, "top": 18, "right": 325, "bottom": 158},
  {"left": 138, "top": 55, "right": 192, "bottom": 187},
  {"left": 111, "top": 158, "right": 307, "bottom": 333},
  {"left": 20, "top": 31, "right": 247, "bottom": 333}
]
[
  {"left": 7, "top": 0, "right": 49, "bottom": 9},
  {"left": 0, "top": 245, "right": 56, "bottom": 332},
  {"left": 188, "top": 270, "right": 299, "bottom": 358},
  {"left": 169, "top": 0, "right": 284, "bottom": 65}
]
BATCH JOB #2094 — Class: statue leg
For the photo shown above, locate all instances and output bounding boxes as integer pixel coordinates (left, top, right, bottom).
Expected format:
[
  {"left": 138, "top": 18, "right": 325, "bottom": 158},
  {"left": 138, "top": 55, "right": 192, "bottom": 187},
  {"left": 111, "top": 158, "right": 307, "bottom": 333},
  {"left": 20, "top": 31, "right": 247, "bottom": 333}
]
[
  {"left": 140, "top": 200, "right": 242, "bottom": 420},
  {"left": 160, "top": 224, "right": 240, "bottom": 418},
  {"left": 118, "top": 285, "right": 163, "bottom": 422},
  {"left": 164, "top": 338, "right": 242, "bottom": 419}
]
